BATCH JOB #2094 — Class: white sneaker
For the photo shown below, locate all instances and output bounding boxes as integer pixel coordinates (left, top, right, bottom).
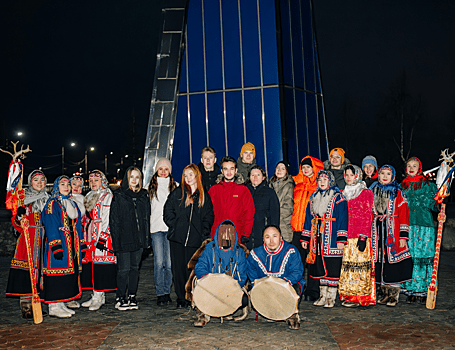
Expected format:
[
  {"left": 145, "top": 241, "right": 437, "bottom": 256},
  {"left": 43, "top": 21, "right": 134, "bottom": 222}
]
[
  {"left": 49, "top": 303, "right": 72, "bottom": 318},
  {"left": 66, "top": 300, "right": 80, "bottom": 309},
  {"left": 89, "top": 291, "right": 105, "bottom": 311},
  {"left": 62, "top": 303, "right": 76, "bottom": 315},
  {"left": 82, "top": 294, "right": 94, "bottom": 308}
]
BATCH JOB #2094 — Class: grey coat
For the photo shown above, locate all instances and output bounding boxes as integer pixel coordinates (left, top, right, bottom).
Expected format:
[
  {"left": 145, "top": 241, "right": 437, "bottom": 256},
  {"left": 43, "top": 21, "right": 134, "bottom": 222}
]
[{"left": 269, "top": 176, "right": 295, "bottom": 242}]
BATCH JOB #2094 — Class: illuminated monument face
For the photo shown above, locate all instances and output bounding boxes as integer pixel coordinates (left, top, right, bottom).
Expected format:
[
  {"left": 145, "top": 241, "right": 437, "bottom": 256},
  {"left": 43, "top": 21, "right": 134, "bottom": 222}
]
[{"left": 143, "top": 0, "right": 328, "bottom": 185}]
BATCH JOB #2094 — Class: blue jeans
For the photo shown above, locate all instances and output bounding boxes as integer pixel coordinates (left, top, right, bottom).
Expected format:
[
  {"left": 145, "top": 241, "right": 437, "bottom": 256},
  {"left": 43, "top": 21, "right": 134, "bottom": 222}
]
[{"left": 151, "top": 231, "right": 173, "bottom": 296}]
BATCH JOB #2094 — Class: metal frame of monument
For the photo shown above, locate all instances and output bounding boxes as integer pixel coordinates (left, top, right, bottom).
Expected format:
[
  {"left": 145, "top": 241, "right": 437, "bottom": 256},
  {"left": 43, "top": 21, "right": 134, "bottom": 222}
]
[{"left": 143, "top": 0, "right": 328, "bottom": 186}]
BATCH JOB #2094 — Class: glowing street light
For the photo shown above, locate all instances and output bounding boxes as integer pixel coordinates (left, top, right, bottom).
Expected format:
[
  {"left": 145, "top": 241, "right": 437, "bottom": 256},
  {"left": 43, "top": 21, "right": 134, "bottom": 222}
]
[
  {"left": 17, "top": 131, "right": 23, "bottom": 136},
  {"left": 70, "top": 142, "right": 76, "bottom": 147}
]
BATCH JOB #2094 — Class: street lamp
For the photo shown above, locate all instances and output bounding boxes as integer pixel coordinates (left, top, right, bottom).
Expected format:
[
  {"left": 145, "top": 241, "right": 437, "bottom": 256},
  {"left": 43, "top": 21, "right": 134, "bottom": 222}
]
[
  {"left": 17, "top": 131, "right": 23, "bottom": 137},
  {"left": 85, "top": 147, "right": 95, "bottom": 175}
]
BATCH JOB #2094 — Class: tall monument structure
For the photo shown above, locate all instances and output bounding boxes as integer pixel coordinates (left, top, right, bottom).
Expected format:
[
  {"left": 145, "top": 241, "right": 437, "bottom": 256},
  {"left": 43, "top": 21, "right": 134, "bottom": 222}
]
[{"left": 143, "top": 0, "right": 328, "bottom": 185}]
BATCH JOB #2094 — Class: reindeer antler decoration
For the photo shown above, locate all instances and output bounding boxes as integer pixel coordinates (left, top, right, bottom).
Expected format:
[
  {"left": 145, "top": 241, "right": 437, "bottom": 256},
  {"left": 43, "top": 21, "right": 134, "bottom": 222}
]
[
  {"left": 439, "top": 148, "right": 455, "bottom": 168},
  {"left": 0, "top": 141, "right": 32, "bottom": 161}
]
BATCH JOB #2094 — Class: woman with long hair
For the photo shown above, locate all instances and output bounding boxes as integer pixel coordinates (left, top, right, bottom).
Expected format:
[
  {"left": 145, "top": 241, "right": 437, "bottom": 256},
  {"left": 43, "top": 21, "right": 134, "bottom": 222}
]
[
  {"left": 148, "top": 158, "right": 178, "bottom": 306},
  {"left": 164, "top": 164, "right": 214, "bottom": 309},
  {"left": 110, "top": 167, "right": 151, "bottom": 311}
]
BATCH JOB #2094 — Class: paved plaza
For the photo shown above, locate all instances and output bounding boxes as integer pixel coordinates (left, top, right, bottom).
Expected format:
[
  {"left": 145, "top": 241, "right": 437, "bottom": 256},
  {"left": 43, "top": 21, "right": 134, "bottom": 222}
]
[{"left": 0, "top": 251, "right": 454, "bottom": 349}]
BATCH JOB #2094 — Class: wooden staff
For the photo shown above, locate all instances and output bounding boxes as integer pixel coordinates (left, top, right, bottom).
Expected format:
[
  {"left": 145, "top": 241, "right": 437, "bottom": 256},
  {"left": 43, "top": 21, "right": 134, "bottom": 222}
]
[
  {"left": 426, "top": 203, "right": 446, "bottom": 309},
  {"left": 1, "top": 142, "right": 42, "bottom": 323}
]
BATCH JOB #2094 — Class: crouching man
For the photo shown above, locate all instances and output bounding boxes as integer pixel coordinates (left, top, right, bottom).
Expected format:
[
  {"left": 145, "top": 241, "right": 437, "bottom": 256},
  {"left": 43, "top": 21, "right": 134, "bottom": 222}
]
[
  {"left": 189, "top": 220, "right": 249, "bottom": 327},
  {"left": 247, "top": 224, "right": 305, "bottom": 329}
]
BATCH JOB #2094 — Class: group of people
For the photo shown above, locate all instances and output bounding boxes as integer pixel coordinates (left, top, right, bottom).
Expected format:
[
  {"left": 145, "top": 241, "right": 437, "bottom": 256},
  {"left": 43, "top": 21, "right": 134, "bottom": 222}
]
[{"left": 6, "top": 142, "right": 438, "bottom": 327}]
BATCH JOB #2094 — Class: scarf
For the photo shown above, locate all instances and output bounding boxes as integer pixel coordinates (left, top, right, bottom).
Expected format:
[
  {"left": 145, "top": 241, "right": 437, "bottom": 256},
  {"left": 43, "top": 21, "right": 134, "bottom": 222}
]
[
  {"left": 23, "top": 170, "right": 49, "bottom": 213},
  {"left": 343, "top": 165, "right": 367, "bottom": 200},
  {"left": 401, "top": 157, "right": 429, "bottom": 191},
  {"left": 311, "top": 170, "right": 340, "bottom": 217},
  {"left": 84, "top": 170, "right": 109, "bottom": 211},
  {"left": 47, "top": 175, "right": 78, "bottom": 219},
  {"left": 369, "top": 164, "right": 402, "bottom": 202}
]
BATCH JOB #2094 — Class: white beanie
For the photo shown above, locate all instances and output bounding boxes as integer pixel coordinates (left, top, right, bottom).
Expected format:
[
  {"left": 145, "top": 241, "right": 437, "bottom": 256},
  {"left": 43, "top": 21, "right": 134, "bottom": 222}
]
[{"left": 155, "top": 158, "right": 172, "bottom": 173}]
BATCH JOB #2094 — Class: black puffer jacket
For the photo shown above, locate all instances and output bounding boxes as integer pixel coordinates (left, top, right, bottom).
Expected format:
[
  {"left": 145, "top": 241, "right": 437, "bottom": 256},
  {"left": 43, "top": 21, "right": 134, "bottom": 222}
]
[
  {"left": 110, "top": 168, "right": 151, "bottom": 253},
  {"left": 163, "top": 186, "right": 214, "bottom": 248},
  {"left": 198, "top": 162, "right": 220, "bottom": 192},
  {"left": 246, "top": 180, "right": 280, "bottom": 249}
]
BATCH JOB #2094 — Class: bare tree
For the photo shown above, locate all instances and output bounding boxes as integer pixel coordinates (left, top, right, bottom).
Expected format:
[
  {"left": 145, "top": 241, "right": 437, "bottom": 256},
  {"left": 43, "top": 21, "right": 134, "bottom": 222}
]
[{"left": 377, "top": 69, "right": 428, "bottom": 163}]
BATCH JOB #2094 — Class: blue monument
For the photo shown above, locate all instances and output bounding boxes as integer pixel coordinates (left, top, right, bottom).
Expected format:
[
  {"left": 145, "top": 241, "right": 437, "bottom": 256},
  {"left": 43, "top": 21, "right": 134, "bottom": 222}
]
[{"left": 143, "top": 0, "right": 328, "bottom": 185}]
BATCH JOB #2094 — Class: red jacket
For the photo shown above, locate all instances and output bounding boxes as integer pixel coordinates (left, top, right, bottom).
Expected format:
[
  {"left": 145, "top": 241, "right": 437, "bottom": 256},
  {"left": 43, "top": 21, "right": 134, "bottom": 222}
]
[{"left": 208, "top": 177, "right": 255, "bottom": 239}]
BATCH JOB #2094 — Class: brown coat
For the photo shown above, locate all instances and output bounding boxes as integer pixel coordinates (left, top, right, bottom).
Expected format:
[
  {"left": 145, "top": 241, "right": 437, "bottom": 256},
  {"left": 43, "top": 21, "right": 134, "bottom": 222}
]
[{"left": 270, "top": 176, "right": 295, "bottom": 242}]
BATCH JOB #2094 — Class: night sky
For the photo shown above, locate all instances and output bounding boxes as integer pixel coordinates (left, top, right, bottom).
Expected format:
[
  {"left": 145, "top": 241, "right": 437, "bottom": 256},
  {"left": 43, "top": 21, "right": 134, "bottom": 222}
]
[{"left": 2, "top": 0, "right": 455, "bottom": 184}]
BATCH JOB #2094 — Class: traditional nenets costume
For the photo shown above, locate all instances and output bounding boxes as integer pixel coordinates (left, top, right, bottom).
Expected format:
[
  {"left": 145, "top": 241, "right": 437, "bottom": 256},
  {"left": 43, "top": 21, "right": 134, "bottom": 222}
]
[
  {"left": 371, "top": 165, "right": 412, "bottom": 306},
  {"left": 191, "top": 221, "right": 248, "bottom": 327},
  {"left": 41, "top": 176, "right": 87, "bottom": 318},
  {"left": 401, "top": 157, "right": 437, "bottom": 304},
  {"left": 338, "top": 165, "right": 376, "bottom": 307},
  {"left": 301, "top": 170, "right": 348, "bottom": 308},
  {"left": 6, "top": 170, "right": 49, "bottom": 318},
  {"left": 81, "top": 170, "right": 117, "bottom": 310}
]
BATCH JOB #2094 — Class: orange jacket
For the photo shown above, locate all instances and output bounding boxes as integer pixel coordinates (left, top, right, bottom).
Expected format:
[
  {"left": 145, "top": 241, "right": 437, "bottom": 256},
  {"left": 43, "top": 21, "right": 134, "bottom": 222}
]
[{"left": 291, "top": 156, "right": 324, "bottom": 232}]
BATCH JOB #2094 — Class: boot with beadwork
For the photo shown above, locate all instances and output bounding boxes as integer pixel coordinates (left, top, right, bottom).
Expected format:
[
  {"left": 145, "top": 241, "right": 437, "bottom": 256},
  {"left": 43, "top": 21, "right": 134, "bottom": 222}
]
[{"left": 313, "top": 286, "right": 328, "bottom": 306}]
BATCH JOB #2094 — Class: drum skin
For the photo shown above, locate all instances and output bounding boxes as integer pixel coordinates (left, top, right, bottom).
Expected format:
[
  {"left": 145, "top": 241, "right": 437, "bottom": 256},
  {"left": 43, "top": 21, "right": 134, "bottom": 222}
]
[
  {"left": 193, "top": 273, "right": 243, "bottom": 317},
  {"left": 250, "top": 276, "right": 299, "bottom": 321}
]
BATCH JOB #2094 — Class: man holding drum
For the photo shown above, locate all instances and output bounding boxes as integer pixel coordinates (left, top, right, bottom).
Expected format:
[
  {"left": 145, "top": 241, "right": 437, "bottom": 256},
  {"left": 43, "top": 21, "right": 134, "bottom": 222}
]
[
  {"left": 192, "top": 221, "right": 249, "bottom": 327},
  {"left": 247, "top": 225, "right": 305, "bottom": 329}
]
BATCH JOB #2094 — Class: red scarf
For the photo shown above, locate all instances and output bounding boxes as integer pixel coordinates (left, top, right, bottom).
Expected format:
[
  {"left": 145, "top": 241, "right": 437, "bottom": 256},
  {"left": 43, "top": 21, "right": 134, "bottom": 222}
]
[{"left": 401, "top": 157, "right": 428, "bottom": 190}]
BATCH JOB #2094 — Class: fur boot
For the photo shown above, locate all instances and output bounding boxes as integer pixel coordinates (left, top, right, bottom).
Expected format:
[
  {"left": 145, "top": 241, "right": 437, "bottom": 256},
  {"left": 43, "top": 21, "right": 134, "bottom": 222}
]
[
  {"left": 387, "top": 287, "right": 400, "bottom": 307},
  {"left": 82, "top": 293, "right": 94, "bottom": 308},
  {"left": 286, "top": 313, "right": 300, "bottom": 330},
  {"left": 49, "top": 303, "right": 72, "bottom": 318},
  {"left": 20, "top": 300, "right": 33, "bottom": 319},
  {"left": 66, "top": 300, "right": 80, "bottom": 309},
  {"left": 193, "top": 307, "right": 210, "bottom": 327},
  {"left": 89, "top": 291, "right": 105, "bottom": 311},
  {"left": 233, "top": 306, "right": 249, "bottom": 322},
  {"left": 324, "top": 287, "right": 337, "bottom": 308},
  {"left": 378, "top": 286, "right": 390, "bottom": 305},
  {"left": 313, "top": 286, "right": 328, "bottom": 306}
]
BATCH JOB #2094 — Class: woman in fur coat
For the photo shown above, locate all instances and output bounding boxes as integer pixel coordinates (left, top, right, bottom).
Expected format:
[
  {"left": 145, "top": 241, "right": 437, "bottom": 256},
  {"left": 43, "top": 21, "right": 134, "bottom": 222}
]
[
  {"left": 6, "top": 170, "right": 49, "bottom": 318},
  {"left": 270, "top": 161, "right": 295, "bottom": 243},
  {"left": 81, "top": 170, "right": 117, "bottom": 311},
  {"left": 301, "top": 171, "right": 348, "bottom": 308},
  {"left": 371, "top": 165, "right": 412, "bottom": 307},
  {"left": 41, "top": 176, "right": 87, "bottom": 318},
  {"left": 148, "top": 158, "right": 178, "bottom": 306},
  {"left": 338, "top": 165, "right": 376, "bottom": 307},
  {"left": 401, "top": 157, "right": 437, "bottom": 304}
]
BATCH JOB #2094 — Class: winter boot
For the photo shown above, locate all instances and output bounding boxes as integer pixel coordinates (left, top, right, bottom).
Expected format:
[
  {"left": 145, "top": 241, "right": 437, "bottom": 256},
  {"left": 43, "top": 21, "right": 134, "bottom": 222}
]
[
  {"left": 82, "top": 293, "right": 94, "bottom": 308},
  {"left": 49, "top": 303, "right": 72, "bottom": 318},
  {"left": 193, "top": 307, "right": 210, "bottom": 327},
  {"left": 286, "top": 313, "right": 300, "bottom": 330},
  {"left": 378, "top": 286, "right": 390, "bottom": 305},
  {"left": 324, "top": 287, "right": 338, "bottom": 308},
  {"left": 20, "top": 299, "right": 33, "bottom": 319},
  {"left": 61, "top": 303, "right": 76, "bottom": 315},
  {"left": 387, "top": 287, "right": 400, "bottom": 307},
  {"left": 89, "top": 291, "right": 105, "bottom": 311},
  {"left": 66, "top": 300, "right": 80, "bottom": 309},
  {"left": 313, "top": 286, "right": 328, "bottom": 306}
]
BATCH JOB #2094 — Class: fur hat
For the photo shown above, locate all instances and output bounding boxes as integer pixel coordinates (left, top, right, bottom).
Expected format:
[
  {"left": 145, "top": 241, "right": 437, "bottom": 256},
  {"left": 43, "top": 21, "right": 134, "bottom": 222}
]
[
  {"left": 240, "top": 142, "right": 256, "bottom": 158},
  {"left": 155, "top": 158, "right": 172, "bottom": 173},
  {"left": 362, "top": 155, "right": 378, "bottom": 170},
  {"left": 329, "top": 148, "right": 345, "bottom": 164}
]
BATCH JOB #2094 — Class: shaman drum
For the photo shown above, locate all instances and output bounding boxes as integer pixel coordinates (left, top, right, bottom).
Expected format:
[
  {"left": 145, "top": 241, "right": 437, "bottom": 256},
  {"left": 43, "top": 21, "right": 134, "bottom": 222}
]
[
  {"left": 192, "top": 273, "right": 243, "bottom": 317},
  {"left": 250, "top": 276, "right": 299, "bottom": 321}
]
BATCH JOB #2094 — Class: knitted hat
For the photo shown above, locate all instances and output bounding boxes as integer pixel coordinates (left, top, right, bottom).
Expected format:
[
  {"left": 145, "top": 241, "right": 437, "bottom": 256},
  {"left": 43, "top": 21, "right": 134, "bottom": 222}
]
[
  {"left": 155, "top": 158, "right": 172, "bottom": 173},
  {"left": 329, "top": 148, "right": 345, "bottom": 164},
  {"left": 361, "top": 155, "right": 378, "bottom": 170},
  {"left": 240, "top": 142, "right": 256, "bottom": 158},
  {"left": 300, "top": 158, "right": 313, "bottom": 167}
]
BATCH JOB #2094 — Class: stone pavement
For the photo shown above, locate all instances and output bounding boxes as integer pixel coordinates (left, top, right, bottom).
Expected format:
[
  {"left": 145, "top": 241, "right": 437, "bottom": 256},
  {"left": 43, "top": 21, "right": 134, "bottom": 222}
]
[{"left": 1, "top": 251, "right": 455, "bottom": 349}]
